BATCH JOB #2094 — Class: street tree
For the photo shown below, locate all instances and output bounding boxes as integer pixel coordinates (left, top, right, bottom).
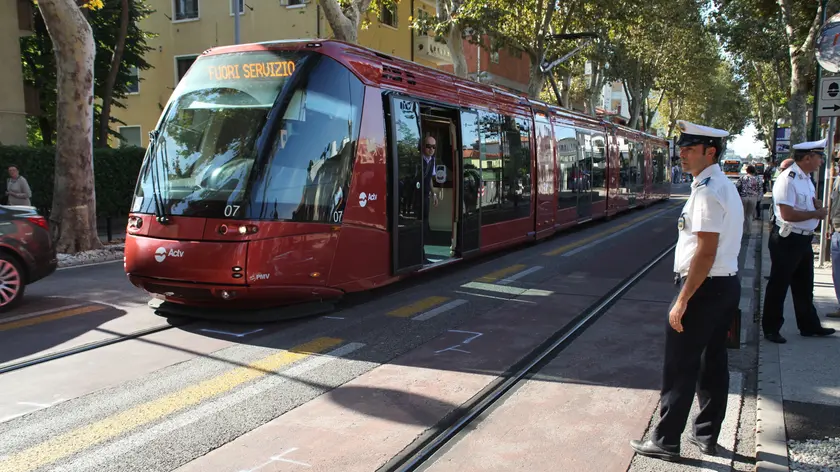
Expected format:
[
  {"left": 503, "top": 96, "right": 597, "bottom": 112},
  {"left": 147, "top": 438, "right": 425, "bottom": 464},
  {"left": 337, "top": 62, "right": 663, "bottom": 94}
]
[
  {"left": 712, "top": 0, "right": 836, "bottom": 143},
  {"left": 36, "top": 0, "right": 102, "bottom": 253},
  {"left": 317, "top": 0, "right": 397, "bottom": 44}
]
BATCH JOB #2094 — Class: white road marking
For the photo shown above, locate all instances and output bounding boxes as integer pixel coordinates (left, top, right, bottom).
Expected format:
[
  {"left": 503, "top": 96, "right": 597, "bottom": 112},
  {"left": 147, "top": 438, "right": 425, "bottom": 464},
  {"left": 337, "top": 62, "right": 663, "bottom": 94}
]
[
  {"left": 51, "top": 343, "right": 365, "bottom": 472},
  {"left": 239, "top": 448, "right": 311, "bottom": 471},
  {"left": 434, "top": 330, "right": 483, "bottom": 355},
  {"left": 199, "top": 328, "right": 263, "bottom": 338},
  {"left": 322, "top": 316, "right": 345, "bottom": 320},
  {"left": 412, "top": 299, "right": 468, "bottom": 321},
  {"left": 562, "top": 218, "right": 654, "bottom": 257},
  {"left": 497, "top": 266, "right": 543, "bottom": 285}
]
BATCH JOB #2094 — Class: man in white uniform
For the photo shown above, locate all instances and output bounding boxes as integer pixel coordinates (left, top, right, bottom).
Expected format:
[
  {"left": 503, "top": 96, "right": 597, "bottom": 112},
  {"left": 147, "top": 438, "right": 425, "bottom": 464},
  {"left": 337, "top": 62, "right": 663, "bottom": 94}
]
[
  {"left": 762, "top": 139, "right": 836, "bottom": 343},
  {"left": 631, "top": 120, "right": 743, "bottom": 462}
]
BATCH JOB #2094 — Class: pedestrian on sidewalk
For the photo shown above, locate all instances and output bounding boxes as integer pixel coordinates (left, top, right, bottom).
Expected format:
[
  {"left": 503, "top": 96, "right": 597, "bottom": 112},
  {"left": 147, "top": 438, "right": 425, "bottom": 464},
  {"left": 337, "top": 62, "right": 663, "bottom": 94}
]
[
  {"left": 826, "top": 160, "right": 840, "bottom": 319},
  {"left": 762, "top": 139, "right": 836, "bottom": 344},
  {"left": 630, "top": 120, "right": 742, "bottom": 462},
  {"left": 5, "top": 164, "right": 32, "bottom": 206},
  {"left": 736, "top": 165, "right": 762, "bottom": 234}
]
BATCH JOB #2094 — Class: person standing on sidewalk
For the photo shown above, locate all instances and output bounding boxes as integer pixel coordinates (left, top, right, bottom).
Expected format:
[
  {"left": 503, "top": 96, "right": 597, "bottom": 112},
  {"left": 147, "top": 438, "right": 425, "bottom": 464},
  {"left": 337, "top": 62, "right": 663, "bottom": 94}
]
[
  {"left": 827, "top": 159, "right": 840, "bottom": 319},
  {"left": 736, "top": 165, "right": 762, "bottom": 234},
  {"left": 630, "top": 120, "right": 742, "bottom": 462},
  {"left": 762, "top": 139, "right": 836, "bottom": 343}
]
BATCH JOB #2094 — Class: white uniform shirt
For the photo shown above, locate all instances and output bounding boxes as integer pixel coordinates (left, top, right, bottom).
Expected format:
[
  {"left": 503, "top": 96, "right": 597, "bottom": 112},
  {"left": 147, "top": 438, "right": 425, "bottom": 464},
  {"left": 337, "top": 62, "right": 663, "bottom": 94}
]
[
  {"left": 674, "top": 164, "right": 743, "bottom": 277},
  {"left": 772, "top": 162, "right": 819, "bottom": 232}
]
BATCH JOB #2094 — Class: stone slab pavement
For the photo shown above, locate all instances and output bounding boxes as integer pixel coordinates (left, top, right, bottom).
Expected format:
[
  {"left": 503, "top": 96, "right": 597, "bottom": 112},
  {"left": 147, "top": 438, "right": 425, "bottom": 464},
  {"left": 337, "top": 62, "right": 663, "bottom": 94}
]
[{"left": 755, "top": 216, "right": 840, "bottom": 472}]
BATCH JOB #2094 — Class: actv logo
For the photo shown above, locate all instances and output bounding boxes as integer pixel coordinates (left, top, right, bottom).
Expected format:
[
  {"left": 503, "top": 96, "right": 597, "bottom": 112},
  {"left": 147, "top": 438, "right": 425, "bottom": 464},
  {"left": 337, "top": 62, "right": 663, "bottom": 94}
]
[{"left": 154, "top": 247, "right": 184, "bottom": 262}]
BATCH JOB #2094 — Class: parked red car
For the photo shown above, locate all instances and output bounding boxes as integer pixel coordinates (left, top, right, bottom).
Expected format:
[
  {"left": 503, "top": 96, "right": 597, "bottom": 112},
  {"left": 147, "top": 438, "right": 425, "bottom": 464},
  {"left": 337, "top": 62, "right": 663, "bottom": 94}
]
[{"left": 0, "top": 205, "right": 57, "bottom": 311}]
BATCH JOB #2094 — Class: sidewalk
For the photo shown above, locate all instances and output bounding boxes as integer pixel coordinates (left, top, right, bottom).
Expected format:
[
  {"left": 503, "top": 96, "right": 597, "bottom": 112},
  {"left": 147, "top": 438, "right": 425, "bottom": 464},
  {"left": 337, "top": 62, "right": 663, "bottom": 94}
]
[{"left": 756, "top": 216, "right": 840, "bottom": 471}]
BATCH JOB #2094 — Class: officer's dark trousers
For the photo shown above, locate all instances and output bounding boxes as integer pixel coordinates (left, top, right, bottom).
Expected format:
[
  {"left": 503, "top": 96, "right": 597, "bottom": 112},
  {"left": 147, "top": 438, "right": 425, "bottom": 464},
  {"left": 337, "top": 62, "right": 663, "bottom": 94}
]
[
  {"left": 762, "top": 226, "right": 823, "bottom": 335},
  {"left": 652, "top": 275, "right": 740, "bottom": 449}
]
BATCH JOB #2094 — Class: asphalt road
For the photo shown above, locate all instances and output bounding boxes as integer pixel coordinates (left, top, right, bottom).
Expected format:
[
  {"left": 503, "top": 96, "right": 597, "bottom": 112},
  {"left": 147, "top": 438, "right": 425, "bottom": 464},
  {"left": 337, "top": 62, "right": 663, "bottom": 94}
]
[{"left": 0, "top": 185, "right": 695, "bottom": 472}]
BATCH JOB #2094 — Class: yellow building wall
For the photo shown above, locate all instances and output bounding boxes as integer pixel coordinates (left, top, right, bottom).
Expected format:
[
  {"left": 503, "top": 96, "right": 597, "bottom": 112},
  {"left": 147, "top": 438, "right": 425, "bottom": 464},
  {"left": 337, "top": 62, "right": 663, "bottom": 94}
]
[
  {"left": 0, "top": 0, "right": 28, "bottom": 146},
  {"left": 113, "top": 0, "right": 433, "bottom": 148}
]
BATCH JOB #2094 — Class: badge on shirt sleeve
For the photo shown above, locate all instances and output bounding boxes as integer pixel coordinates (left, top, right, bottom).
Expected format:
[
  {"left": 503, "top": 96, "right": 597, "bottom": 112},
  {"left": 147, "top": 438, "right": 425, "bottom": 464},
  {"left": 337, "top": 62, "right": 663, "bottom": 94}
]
[
  {"left": 677, "top": 213, "right": 686, "bottom": 231},
  {"left": 788, "top": 171, "right": 796, "bottom": 179}
]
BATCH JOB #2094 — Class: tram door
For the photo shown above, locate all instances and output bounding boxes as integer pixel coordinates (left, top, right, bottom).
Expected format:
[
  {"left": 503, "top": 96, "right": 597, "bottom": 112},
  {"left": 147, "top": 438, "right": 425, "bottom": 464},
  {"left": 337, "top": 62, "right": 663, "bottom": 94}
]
[
  {"left": 576, "top": 129, "right": 593, "bottom": 220},
  {"left": 458, "top": 110, "right": 481, "bottom": 256},
  {"left": 389, "top": 97, "right": 425, "bottom": 274}
]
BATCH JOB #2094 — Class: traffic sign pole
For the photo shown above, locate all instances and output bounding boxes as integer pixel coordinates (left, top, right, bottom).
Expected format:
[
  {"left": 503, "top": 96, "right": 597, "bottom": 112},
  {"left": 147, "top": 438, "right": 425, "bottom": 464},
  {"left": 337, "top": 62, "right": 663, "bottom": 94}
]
[{"left": 819, "top": 116, "right": 836, "bottom": 268}]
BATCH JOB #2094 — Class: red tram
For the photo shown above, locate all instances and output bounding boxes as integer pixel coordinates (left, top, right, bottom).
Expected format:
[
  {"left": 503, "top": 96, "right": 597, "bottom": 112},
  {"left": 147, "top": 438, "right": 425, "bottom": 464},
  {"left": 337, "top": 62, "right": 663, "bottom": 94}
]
[{"left": 123, "top": 39, "right": 671, "bottom": 314}]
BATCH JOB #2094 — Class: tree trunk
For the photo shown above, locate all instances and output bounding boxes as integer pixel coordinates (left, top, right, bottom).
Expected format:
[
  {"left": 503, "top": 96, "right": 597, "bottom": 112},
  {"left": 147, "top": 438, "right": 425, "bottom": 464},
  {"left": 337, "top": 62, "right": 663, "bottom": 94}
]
[
  {"left": 527, "top": 56, "right": 546, "bottom": 99},
  {"left": 318, "top": 0, "right": 371, "bottom": 43},
  {"left": 446, "top": 24, "right": 468, "bottom": 78},
  {"left": 38, "top": 0, "right": 102, "bottom": 253},
  {"left": 778, "top": 0, "right": 822, "bottom": 143},
  {"left": 97, "top": 0, "right": 129, "bottom": 148}
]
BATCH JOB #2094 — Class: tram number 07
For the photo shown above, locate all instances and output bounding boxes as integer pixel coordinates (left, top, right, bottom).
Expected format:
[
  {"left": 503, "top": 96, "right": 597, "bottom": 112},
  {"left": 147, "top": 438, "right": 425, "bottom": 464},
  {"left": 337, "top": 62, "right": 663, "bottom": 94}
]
[
  {"left": 332, "top": 210, "right": 343, "bottom": 223},
  {"left": 224, "top": 205, "right": 240, "bottom": 217}
]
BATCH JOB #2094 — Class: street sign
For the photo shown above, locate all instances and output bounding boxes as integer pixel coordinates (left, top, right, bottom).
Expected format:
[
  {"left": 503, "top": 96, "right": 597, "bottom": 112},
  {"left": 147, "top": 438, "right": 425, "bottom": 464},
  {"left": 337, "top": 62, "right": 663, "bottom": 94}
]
[{"left": 818, "top": 76, "right": 840, "bottom": 117}]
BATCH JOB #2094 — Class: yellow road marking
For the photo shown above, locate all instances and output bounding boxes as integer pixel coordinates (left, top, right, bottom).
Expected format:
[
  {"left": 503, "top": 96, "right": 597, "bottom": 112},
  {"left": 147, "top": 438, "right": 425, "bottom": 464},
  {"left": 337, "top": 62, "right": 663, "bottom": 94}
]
[
  {"left": 0, "top": 337, "right": 343, "bottom": 472},
  {"left": 543, "top": 203, "right": 681, "bottom": 256},
  {"left": 0, "top": 305, "right": 106, "bottom": 332},
  {"left": 387, "top": 296, "right": 450, "bottom": 317},
  {"left": 475, "top": 264, "right": 527, "bottom": 283}
]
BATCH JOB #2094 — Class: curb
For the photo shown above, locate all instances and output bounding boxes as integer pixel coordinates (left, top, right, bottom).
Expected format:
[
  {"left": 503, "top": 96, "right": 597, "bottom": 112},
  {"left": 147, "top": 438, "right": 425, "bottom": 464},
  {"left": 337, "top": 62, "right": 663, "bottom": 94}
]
[
  {"left": 56, "top": 246, "right": 125, "bottom": 269},
  {"left": 755, "top": 205, "right": 790, "bottom": 472}
]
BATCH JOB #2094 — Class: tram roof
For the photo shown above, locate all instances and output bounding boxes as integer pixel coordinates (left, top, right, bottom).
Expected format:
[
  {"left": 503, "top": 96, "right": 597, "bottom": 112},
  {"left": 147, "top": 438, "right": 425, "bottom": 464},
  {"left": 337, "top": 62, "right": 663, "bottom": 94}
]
[{"left": 201, "top": 39, "right": 666, "bottom": 144}]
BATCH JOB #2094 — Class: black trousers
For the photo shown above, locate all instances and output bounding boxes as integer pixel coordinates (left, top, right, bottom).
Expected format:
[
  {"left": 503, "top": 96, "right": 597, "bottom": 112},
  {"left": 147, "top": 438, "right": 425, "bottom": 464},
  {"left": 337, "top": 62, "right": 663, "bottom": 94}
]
[
  {"left": 652, "top": 275, "right": 740, "bottom": 449},
  {"left": 762, "top": 226, "right": 823, "bottom": 335}
]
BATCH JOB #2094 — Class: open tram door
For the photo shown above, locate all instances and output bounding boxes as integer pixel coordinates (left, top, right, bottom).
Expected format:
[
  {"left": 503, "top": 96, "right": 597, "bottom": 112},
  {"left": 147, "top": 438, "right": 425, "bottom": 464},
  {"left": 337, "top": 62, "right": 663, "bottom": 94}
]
[{"left": 386, "top": 96, "right": 480, "bottom": 275}]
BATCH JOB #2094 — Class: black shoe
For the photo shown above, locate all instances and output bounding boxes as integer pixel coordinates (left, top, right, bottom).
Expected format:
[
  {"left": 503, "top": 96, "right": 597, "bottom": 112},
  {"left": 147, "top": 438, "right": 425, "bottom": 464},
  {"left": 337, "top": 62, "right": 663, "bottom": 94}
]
[
  {"left": 629, "top": 439, "right": 680, "bottom": 462},
  {"left": 801, "top": 327, "right": 836, "bottom": 337},
  {"left": 765, "top": 333, "right": 787, "bottom": 343},
  {"left": 687, "top": 435, "right": 717, "bottom": 455}
]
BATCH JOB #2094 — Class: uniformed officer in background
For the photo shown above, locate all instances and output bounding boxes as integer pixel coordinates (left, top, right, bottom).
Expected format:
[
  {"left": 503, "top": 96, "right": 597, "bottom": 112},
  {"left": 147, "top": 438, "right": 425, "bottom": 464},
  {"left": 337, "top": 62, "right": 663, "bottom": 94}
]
[
  {"left": 762, "top": 139, "right": 836, "bottom": 343},
  {"left": 631, "top": 120, "right": 743, "bottom": 462}
]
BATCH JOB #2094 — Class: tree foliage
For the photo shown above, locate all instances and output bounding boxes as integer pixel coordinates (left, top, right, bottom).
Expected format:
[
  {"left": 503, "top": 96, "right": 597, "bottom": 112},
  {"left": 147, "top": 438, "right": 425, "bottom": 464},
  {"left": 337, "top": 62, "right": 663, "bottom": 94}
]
[
  {"left": 711, "top": 0, "right": 836, "bottom": 144},
  {"left": 20, "top": 0, "right": 154, "bottom": 147}
]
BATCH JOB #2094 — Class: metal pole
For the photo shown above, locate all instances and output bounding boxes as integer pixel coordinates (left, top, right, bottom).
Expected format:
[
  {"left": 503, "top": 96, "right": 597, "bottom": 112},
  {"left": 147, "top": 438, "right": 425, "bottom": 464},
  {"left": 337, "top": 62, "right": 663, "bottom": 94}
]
[
  {"left": 819, "top": 116, "right": 836, "bottom": 267},
  {"left": 811, "top": 0, "right": 830, "bottom": 141},
  {"left": 234, "top": 0, "right": 240, "bottom": 44}
]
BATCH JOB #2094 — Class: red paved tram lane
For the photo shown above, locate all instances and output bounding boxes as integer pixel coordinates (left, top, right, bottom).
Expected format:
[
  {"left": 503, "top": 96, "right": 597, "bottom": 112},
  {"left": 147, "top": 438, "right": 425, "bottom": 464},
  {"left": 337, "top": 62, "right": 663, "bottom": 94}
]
[{"left": 173, "top": 246, "right": 681, "bottom": 471}]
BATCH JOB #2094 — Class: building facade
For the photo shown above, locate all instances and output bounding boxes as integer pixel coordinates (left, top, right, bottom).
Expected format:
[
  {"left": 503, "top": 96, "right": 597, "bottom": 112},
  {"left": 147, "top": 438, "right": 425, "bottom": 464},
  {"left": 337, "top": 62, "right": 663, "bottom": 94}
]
[
  {"left": 0, "top": 0, "right": 32, "bottom": 146},
  {"left": 112, "top": 0, "right": 532, "bottom": 147}
]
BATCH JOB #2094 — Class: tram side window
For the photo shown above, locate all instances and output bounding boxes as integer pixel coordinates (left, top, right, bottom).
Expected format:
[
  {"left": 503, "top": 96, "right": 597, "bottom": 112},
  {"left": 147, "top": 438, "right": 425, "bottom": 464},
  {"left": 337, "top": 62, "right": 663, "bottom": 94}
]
[
  {"left": 630, "top": 139, "right": 645, "bottom": 191},
  {"left": 251, "top": 56, "right": 364, "bottom": 223},
  {"left": 653, "top": 146, "right": 667, "bottom": 185},
  {"left": 589, "top": 131, "right": 607, "bottom": 202},
  {"left": 554, "top": 123, "right": 577, "bottom": 210},
  {"left": 478, "top": 111, "right": 501, "bottom": 209},
  {"left": 482, "top": 114, "right": 532, "bottom": 225}
]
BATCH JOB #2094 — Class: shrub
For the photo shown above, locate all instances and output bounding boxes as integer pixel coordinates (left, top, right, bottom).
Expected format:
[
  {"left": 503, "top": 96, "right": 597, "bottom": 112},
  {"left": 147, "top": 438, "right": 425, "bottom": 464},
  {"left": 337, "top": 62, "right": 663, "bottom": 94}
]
[{"left": 0, "top": 145, "right": 146, "bottom": 217}]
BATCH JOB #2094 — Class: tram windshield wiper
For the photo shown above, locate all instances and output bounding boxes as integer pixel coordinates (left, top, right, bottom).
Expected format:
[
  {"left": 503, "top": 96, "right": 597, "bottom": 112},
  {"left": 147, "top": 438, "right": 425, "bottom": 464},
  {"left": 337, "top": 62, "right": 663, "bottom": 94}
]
[{"left": 147, "top": 130, "right": 170, "bottom": 224}]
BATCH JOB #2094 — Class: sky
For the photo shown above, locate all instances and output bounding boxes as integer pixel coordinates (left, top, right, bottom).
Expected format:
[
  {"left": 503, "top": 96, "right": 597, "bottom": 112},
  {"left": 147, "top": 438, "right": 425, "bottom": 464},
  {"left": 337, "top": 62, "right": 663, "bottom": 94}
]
[{"left": 728, "top": 123, "right": 768, "bottom": 160}]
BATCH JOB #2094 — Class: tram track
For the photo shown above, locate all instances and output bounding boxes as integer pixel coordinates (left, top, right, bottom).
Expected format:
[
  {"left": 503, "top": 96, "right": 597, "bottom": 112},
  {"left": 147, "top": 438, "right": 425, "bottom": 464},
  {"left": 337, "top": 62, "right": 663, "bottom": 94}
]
[
  {"left": 0, "top": 321, "right": 194, "bottom": 375},
  {"left": 381, "top": 240, "right": 678, "bottom": 472}
]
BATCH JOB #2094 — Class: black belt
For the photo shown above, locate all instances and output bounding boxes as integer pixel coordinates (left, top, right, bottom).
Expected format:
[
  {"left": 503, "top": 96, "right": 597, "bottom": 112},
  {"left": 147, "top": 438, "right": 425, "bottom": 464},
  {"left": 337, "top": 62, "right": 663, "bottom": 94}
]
[{"left": 674, "top": 273, "right": 737, "bottom": 285}]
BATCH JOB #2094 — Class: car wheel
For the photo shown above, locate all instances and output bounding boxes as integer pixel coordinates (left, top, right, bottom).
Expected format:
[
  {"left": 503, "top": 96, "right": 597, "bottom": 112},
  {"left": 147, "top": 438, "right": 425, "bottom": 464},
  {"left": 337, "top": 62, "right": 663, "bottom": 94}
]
[{"left": 0, "top": 254, "right": 25, "bottom": 311}]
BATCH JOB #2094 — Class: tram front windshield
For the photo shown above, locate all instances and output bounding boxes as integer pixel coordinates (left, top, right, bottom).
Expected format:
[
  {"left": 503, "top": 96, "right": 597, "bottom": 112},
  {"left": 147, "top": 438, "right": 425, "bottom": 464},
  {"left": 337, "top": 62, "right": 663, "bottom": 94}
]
[{"left": 131, "top": 48, "right": 363, "bottom": 222}]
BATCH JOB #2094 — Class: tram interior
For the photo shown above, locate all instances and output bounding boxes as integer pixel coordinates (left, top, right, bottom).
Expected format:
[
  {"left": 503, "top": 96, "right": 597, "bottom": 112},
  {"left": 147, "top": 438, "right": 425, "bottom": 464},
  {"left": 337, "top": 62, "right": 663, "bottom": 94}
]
[{"left": 421, "top": 111, "right": 456, "bottom": 264}]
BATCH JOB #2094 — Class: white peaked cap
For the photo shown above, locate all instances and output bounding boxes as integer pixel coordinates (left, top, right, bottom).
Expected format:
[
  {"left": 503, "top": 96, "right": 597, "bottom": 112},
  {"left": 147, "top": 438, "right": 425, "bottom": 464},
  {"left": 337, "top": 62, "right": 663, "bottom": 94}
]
[
  {"left": 675, "top": 120, "right": 729, "bottom": 147},
  {"left": 677, "top": 120, "right": 729, "bottom": 138},
  {"left": 792, "top": 138, "right": 826, "bottom": 151}
]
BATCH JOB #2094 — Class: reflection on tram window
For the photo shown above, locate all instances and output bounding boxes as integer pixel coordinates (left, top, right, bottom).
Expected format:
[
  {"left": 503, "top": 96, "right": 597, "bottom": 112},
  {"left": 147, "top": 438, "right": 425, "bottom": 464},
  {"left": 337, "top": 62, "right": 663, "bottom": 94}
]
[
  {"left": 133, "top": 50, "right": 307, "bottom": 218},
  {"left": 480, "top": 113, "right": 532, "bottom": 225},
  {"left": 460, "top": 112, "right": 482, "bottom": 213},
  {"left": 251, "top": 55, "right": 364, "bottom": 223},
  {"left": 554, "top": 123, "right": 578, "bottom": 210},
  {"left": 653, "top": 146, "right": 668, "bottom": 186},
  {"left": 589, "top": 131, "right": 607, "bottom": 202}
]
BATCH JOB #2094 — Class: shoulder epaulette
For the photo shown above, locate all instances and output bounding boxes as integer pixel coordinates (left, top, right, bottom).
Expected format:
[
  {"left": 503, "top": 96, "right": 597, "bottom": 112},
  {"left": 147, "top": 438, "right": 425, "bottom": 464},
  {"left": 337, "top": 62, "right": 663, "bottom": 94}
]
[
  {"left": 696, "top": 177, "right": 711, "bottom": 187},
  {"left": 788, "top": 171, "right": 796, "bottom": 179}
]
